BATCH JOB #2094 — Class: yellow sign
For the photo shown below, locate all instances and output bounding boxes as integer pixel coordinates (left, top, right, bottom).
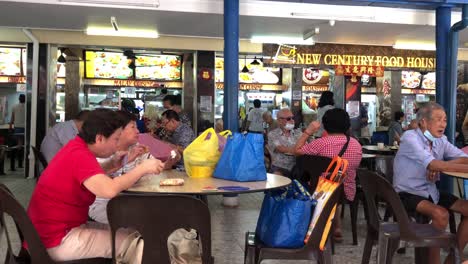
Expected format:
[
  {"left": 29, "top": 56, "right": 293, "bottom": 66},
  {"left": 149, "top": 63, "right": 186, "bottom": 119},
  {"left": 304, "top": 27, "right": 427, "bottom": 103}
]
[{"left": 294, "top": 53, "right": 435, "bottom": 68}]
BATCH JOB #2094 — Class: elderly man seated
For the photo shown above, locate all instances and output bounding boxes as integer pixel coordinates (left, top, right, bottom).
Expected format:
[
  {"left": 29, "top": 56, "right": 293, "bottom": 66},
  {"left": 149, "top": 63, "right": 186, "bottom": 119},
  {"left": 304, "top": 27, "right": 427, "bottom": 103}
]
[
  {"left": 161, "top": 110, "right": 195, "bottom": 156},
  {"left": 267, "top": 108, "right": 302, "bottom": 177},
  {"left": 394, "top": 102, "right": 468, "bottom": 264}
]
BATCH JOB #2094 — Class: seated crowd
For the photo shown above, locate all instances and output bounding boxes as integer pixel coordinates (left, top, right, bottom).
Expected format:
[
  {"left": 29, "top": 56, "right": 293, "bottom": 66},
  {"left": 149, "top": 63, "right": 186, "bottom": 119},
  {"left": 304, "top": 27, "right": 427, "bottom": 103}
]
[{"left": 26, "top": 98, "right": 468, "bottom": 263}]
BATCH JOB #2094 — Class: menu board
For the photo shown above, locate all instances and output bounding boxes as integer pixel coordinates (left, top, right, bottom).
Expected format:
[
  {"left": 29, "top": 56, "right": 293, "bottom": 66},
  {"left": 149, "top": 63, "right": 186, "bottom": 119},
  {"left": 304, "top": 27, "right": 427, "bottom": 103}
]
[
  {"left": 135, "top": 55, "right": 181, "bottom": 81},
  {"left": 401, "top": 71, "right": 422, "bottom": 88},
  {"left": 401, "top": 71, "right": 435, "bottom": 89},
  {"left": 215, "top": 58, "right": 281, "bottom": 84},
  {"left": 0, "top": 48, "right": 22, "bottom": 76},
  {"left": 85, "top": 51, "right": 133, "bottom": 79},
  {"left": 421, "top": 72, "right": 435, "bottom": 89},
  {"left": 302, "top": 68, "right": 330, "bottom": 85}
]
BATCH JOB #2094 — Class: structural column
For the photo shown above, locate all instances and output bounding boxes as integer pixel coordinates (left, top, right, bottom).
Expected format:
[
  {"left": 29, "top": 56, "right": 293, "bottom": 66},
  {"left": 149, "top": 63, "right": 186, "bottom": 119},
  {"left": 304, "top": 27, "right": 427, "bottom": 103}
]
[
  {"left": 26, "top": 43, "right": 52, "bottom": 178},
  {"left": 64, "top": 55, "right": 83, "bottom": 121},
  {"left": 435, "top": 7, "right": 451, "bottom": 110},
  {"left": 223, "top": 0, "right": 239, "bottom": 132},
  {"left": 195, "top": 51, "right": 215, "bottom": 134}
]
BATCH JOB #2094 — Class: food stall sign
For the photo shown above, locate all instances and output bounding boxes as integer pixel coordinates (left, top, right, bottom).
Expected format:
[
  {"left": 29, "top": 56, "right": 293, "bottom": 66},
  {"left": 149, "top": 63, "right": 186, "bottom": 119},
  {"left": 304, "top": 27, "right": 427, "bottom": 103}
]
[
  {"left": 263, "top": 44, "right": 436, "bottom": 69},
  {"left": 0, "top": 76, "right": 26, "bottom": 83},
  {"left": 335, "top": 65, "right": 384, "bottom": 77},
  {"left": 215, "top": 83, "right": 287, "bottom": 91},
  {"left": 302, "top": 85, "right": 329, "bottom": 92},
  {"left": 83, "top": 79, "right": 183, "bottom": 88},
  {"left": 247, "top": 92, "right": 276, "bottom": 101},
  {"left": 401, "top": 88, "right": 436, "bottom": 95}
]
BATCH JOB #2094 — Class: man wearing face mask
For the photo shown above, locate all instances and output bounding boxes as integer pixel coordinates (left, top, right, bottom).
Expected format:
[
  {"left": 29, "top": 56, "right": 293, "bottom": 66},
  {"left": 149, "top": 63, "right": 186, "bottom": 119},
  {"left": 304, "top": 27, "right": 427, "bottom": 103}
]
[
  {"left": 267, "top": 108, "right": 302, "bottom": 176},
  {"left": 394, "top": 102, "right": 468, "bottom": 264}
]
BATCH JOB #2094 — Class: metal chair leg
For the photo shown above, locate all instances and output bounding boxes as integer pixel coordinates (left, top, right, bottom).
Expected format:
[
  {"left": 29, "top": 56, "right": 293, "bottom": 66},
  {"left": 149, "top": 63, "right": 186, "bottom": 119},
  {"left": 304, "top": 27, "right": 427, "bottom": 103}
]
[{"left": 361, "top": 230, "right": 375, "bottom": 264}]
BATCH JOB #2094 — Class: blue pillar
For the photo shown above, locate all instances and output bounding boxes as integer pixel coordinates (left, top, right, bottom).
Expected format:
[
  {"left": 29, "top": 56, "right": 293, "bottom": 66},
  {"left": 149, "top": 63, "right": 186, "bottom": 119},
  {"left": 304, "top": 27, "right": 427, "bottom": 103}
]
[
  {"left": 447, "top": 5, "right": 468, "bottom": 143},
  {"left": 436, "top": 7, "right": 452, "bottom": 195},
  {"left": 223, "top": 0, "right": 239, "bottom": 132},
  {"left": 435, "top": 7, "right": 450, "bottom": 109}
]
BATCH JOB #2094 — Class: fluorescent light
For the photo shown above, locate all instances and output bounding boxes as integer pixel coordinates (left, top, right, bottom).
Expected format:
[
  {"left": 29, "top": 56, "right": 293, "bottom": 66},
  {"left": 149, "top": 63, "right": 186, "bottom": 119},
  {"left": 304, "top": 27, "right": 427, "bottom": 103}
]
[
  {"left": 86, "top": 27, "right": 159, "bottom": 38},
  {"left": 393, "top": 41, "right": 435, "bottom": 51},
  {"left": 57, "top": 0, "right": 159, "bottom": 9},
  {"left": 251, "top": 36, "right": 314, "bottom": 45},
  {"left": 291, "top": 12, "right": 375, "bottom": 21}
]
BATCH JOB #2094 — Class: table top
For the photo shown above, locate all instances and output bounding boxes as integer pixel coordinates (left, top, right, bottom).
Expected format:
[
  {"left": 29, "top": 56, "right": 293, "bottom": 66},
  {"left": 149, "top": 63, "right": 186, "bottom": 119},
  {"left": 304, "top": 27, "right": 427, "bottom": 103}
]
[
  {"left": 126, "top": 170, "right": 292, "bottom": 195},
  {"left": 442, "top": 171, "right": 468, "bottom": 179},
  {"left": 362, "top": 145, "right": 398, "bottom": 153},
  {"left": 362, "top": 154, "right": 377, "bottom": 159}
]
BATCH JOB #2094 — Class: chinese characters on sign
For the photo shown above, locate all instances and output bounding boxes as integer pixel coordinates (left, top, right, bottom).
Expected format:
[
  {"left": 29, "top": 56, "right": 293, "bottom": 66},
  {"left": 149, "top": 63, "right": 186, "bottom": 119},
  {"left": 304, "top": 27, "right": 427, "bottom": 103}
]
[{"left": 334, "top": 65, "right": 385, "bottom": 77}]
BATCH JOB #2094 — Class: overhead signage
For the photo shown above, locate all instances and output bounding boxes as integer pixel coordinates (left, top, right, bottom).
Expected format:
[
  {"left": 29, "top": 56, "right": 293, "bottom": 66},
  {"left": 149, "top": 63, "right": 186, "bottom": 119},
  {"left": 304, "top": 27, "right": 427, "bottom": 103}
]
[
  {"left": 215, "top": 83, "right": 287, "bottom": 91},
  {"left": 401, "top": 88, "right": 436, "bottom": 95},
  {"left": 302, "top": 85, "right": 329, "bottom": 92},
  {"left": 263, "top": 44, "right": 436, "bottom": 70},
  {"left": 83, "top": 79, "right": 183, "bottom": 88},
  {"left": 0, "top": 76, "right": 26, "bottom": 83},
  {"left": 335, "top": 65, "right": 384, "bottom": 77}
]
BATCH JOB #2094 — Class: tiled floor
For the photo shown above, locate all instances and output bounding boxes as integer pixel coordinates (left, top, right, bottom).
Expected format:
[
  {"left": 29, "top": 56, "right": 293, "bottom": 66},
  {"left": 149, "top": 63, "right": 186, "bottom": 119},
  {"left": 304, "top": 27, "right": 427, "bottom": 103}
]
[{"left": 0, "top": 167, "right": 465, "bottom": 263}]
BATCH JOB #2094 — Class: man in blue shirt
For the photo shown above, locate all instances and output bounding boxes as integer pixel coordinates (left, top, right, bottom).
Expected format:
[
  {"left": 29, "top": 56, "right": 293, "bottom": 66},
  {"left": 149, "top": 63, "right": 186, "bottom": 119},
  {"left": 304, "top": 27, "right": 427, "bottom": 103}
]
[{"left": 394, "top": 102, "right": 468, "bottom": 264}]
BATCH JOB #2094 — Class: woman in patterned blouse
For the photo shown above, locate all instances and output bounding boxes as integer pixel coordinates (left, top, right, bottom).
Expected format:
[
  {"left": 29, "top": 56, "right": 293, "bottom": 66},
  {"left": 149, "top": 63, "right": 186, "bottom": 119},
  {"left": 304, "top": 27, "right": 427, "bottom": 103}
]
[{"left": 295, "top": 108, "right": 362, "bottom": 242}]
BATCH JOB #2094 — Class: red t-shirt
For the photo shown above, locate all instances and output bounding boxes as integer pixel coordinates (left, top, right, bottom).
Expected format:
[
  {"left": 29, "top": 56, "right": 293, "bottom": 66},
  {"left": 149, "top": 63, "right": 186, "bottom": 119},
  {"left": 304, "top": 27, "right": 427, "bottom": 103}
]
[
  {"left": 27, "top": 136, "right": 105, "bottom": 248},
  {"left": 301, "top": 135, "right": 362, "bottom": 201}
]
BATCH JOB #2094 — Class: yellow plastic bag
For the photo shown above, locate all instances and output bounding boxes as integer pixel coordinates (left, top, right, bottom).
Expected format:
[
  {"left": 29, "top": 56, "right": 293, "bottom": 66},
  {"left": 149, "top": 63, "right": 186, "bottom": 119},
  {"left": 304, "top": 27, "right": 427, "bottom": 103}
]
[{"left": 183, "top": 128, "right": 230, "bottom": 178}]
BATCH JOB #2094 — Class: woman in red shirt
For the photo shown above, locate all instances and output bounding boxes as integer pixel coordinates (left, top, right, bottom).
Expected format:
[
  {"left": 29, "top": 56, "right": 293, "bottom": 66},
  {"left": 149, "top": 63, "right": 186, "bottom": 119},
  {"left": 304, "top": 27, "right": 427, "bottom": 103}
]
[{"left": 295, "top": 108, "right": 362, "bottom": 242}]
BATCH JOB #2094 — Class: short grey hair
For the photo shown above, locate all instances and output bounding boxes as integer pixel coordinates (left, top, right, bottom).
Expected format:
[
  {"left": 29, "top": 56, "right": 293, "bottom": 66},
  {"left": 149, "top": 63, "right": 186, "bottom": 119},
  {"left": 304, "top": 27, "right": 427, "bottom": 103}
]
[
  {"left": 277, "top": 108, "right": 292, "bottom": 118},
  {"left": 416, "top": 102, "right": 445, "bottom": 123},
  {"left": 262, "top": 111, "right": 272, "bottom": 119}
]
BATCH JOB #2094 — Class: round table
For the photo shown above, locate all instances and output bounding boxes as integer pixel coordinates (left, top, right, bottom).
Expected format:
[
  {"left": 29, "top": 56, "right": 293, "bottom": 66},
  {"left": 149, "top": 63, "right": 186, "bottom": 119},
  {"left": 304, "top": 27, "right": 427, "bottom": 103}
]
[
  {"left": 126, "top": 170, "right": 292, "bottom": 195},
  {"left": 442, "top": 171, "right": 468, "bottom": 179},
  {"left": 362, "top": 145, "right": 398, "bottom": 155}
]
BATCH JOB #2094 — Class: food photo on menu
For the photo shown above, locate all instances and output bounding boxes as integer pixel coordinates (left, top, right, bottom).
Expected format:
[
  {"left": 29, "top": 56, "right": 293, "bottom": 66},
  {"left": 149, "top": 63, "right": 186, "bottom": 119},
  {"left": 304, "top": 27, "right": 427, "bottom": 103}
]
[
  {"left": 401, "top": 71, "right": 422, "bottom": 89},
  {"left": 0, "top": 47, "right": 22, "bottom": 76},
  {"left": 85, "top": 51, "right": 133, "bottom": 79},
  {"left": 135, "top": 55, "right": 182, "bottom": 81},
  {"left": 421, "top": 72, "right": 436, "bottom": 89}
]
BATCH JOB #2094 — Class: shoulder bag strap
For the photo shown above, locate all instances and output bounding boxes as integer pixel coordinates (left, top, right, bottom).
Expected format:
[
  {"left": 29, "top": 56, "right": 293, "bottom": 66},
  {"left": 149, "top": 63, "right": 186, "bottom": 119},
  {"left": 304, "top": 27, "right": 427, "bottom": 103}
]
[{"left": 338, "top": 135, "right": 350, "bottom": 157}]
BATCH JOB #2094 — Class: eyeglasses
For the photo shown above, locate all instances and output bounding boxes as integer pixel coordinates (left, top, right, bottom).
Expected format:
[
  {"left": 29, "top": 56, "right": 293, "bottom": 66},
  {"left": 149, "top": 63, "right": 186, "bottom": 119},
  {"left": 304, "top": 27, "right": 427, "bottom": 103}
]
[{"left": 278, "top": 116, "right": 294, "bottom": 121}]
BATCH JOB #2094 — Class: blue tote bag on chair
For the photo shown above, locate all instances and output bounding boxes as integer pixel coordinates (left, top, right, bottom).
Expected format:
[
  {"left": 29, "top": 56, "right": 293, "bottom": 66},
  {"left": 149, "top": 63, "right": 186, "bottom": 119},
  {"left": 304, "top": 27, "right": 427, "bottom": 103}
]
[
  {"left": 255, "top": 180, "right": 316, "bottom": 248},
  {"left": 213, "top": 132, "right": 267, "bottom": 182}
]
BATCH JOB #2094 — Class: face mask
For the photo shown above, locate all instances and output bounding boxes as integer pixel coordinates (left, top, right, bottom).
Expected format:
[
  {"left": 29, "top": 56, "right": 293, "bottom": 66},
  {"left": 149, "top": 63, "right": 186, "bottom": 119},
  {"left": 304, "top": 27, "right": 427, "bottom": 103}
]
[
  {"left": 285, "top": 123, "right": 295, "bottom": 130},
  {"left": 423, "top": 130, "right": 436, "bottom": 142}
]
